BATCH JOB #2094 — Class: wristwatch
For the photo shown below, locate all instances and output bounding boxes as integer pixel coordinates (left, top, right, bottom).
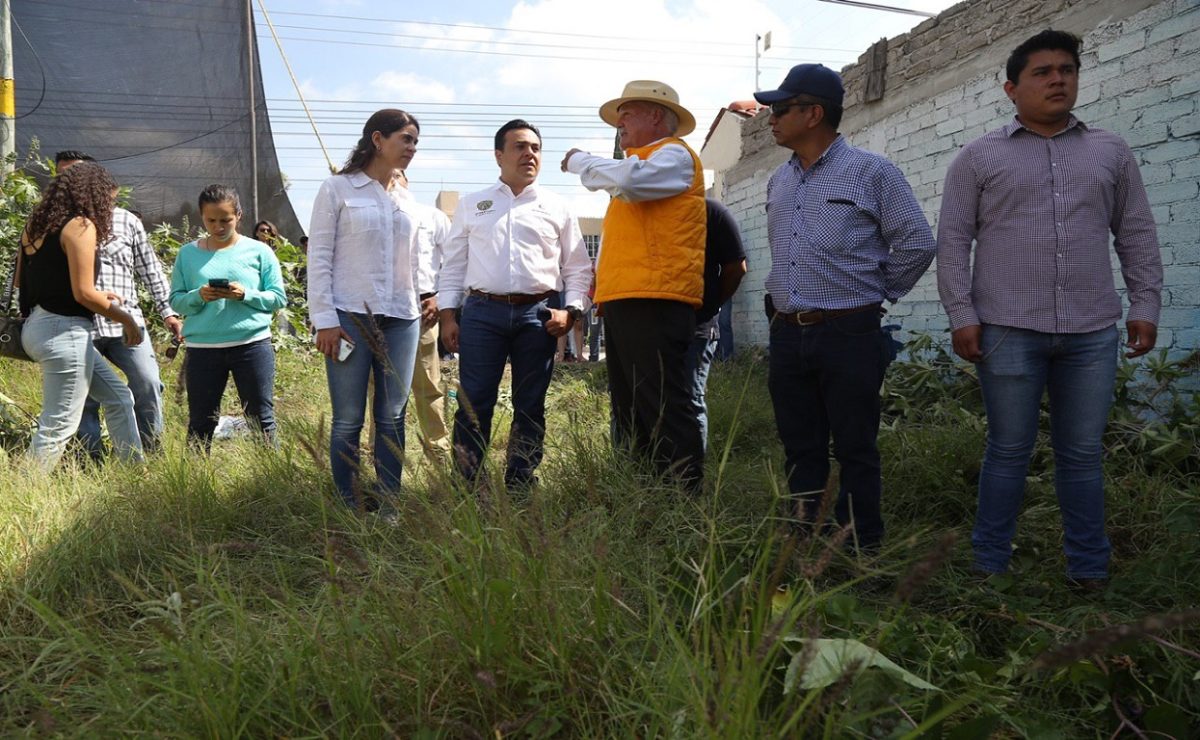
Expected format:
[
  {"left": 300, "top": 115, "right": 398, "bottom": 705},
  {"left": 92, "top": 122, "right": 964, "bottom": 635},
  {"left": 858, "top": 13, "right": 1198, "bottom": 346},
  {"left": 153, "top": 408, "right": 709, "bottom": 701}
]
[{"left": 566, "top": 306, "right": 584, "bottom": 322}]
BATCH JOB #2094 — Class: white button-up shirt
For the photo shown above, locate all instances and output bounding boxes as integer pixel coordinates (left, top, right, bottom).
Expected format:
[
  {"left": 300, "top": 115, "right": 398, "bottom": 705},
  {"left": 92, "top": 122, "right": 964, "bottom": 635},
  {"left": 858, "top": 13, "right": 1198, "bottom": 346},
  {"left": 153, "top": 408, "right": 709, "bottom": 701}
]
[
  {"left": 566, "top": 140, "right": 695, "bottom": 202},
  {"left": 307, "top": 171, "right": 420, "bottom": 329},
  {"left": 440, "top": 180, "right": 593, "bottom": 310},
  {"left": 395, "top": 192, "right": 450, "bottom": 296}
]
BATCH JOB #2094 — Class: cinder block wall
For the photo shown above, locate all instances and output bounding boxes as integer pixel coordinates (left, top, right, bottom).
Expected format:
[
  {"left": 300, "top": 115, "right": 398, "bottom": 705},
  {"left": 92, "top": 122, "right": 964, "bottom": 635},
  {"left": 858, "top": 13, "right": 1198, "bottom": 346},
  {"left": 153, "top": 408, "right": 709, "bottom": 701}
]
[{"left": 721, "top": 0, "right": 1198, "bottom": 353}]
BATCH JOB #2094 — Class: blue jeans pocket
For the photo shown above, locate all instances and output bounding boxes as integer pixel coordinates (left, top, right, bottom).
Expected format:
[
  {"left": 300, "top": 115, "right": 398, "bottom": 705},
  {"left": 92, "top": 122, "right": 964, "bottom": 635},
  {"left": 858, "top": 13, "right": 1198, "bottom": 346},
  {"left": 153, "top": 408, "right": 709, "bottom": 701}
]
[{"left": 979, "top": 325, "right": 1013, "bottom": 366}]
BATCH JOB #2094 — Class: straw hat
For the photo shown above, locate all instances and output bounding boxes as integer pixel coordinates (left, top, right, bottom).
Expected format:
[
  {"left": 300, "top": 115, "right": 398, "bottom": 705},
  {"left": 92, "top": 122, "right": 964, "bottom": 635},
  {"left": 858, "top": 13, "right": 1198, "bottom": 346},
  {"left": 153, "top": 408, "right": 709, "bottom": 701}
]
[{"left": 599, "top": 80, "right": 697, "bottom": 137}]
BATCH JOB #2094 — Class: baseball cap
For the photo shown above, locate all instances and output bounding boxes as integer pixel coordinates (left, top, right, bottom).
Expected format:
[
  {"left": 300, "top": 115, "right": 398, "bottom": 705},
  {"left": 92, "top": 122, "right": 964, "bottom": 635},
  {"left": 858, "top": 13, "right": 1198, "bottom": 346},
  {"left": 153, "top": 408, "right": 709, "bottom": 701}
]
[{"left": 753, "top": 64, "right": 845, "bottom": 105}]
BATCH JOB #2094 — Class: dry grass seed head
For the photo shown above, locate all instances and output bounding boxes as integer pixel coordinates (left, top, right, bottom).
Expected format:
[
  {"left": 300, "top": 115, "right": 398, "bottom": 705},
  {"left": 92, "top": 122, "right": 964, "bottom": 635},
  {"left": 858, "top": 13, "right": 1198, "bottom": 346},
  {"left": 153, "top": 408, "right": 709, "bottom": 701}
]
[
  {"left": 894, "top": 531, "right": 958, "bottom": 603},
  {"left": 1031, "top": 610, "right": 1200, "bottom": 670}
]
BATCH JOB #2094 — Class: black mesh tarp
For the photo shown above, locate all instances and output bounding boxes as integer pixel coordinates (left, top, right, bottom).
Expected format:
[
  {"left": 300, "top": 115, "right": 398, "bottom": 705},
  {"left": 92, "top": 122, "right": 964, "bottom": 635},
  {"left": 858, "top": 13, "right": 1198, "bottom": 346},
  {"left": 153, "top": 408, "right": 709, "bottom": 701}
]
[{"left": 12, "top": 0, "right": 301, "bottom": 238}]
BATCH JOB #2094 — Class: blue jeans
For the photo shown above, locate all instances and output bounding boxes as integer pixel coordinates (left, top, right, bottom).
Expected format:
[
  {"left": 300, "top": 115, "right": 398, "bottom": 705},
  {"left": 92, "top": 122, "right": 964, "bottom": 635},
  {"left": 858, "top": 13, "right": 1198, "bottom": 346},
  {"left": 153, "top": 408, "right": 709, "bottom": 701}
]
[
  {"left": 185, "top": 338, "right": 276, "bottom": 449},
  {"left": 454, "top": 293, "right": 558, "bottom": 487},
  {"left": 767, "top": 309, "right": 890, "bottom": 548},
  {"left": 716, "top": 299, "right": 734, "bottom": 360},
  {"left": 21, "top": 307, "right": 143, "bottom": 469},
  {"left": 77, "top": 330, "right": 164, "bottom": 456},
  {"left": 683, "top": 319, "right": 719, "bottom": 454},
  {"left": 975, "top": 324, "right": 1118, "bottom": 579},
  {"left": 326, "top": 311, "right": 419, "bottom": 506}
]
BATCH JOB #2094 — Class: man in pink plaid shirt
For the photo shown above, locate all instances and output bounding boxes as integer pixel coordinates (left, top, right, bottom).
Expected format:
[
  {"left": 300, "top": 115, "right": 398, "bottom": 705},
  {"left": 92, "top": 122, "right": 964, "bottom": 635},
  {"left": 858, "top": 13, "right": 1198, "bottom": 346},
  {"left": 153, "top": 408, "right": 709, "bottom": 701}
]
[{"left": 937, "top": 30, "right": 1163, "bottom": 591}]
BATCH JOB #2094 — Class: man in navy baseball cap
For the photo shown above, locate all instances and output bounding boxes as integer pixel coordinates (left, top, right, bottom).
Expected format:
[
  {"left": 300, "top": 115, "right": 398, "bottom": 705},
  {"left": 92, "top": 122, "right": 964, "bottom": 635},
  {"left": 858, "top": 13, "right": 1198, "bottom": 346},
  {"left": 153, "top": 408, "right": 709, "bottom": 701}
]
[
  {"left": 754, "top": 63, "right": 845, "bottom": 105},
  {"left": 755, "top": 60, "right": 935, "bottom": 554}
]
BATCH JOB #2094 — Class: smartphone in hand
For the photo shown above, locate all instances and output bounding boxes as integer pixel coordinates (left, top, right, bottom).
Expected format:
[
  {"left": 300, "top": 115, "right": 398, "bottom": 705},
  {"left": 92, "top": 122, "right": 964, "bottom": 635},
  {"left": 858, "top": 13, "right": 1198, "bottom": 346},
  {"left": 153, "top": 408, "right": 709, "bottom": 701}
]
[
  {"left": 337, "top": 337, "right": 355, "bottom": 362},
  {"left": 208, "top": 278, "right": 230, "bottom": 289}
]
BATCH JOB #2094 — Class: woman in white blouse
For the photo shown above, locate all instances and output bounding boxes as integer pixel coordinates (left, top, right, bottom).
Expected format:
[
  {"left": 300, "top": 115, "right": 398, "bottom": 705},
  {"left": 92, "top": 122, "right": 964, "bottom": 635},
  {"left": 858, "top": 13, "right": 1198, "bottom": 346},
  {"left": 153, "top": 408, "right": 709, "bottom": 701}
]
[{"left": 307, "top": 109, "right": 429, "bottom": 512}]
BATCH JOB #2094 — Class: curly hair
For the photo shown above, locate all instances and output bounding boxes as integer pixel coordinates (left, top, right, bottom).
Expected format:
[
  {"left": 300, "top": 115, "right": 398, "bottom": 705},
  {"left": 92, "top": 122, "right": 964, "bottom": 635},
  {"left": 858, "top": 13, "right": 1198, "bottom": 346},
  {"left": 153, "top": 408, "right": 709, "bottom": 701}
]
[{"left": 25, "top": 161, "right": 118, "bottom": 246}]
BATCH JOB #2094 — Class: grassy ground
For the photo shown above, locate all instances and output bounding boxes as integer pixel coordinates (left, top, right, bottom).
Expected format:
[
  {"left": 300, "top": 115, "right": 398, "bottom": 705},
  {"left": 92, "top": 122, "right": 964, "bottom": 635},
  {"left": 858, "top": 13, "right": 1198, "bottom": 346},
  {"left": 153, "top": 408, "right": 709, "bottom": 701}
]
[{"left": 0, "top": 344, "right": 1197, "bottom": 738}]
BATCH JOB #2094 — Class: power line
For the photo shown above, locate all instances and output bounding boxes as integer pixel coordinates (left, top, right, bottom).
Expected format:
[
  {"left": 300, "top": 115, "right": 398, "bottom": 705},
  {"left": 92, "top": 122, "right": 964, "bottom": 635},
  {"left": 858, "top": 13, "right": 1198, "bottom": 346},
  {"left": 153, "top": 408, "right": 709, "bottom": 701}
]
[
  {"left": 263, "top": 21, "right": 853, "bottom": 64},
  {"left": 16, "top": 85, "right": 605, "bottom": 109},
  {"left": 22, "top": 102, "right": 610, "bottom": 124},
  {"left": 27, "top": 107, "right": 614, "bottom": 129},
  {"left": 18, "top": 96, "right": 610, "bottom": 120},
  {"left": 256, "top": 0, "right": 333, "bottom": 173},
  {"left": 20, "top": 2, "right": 857, "bottom": 68},
  {"left": 257, "top": 6, "right": 866, "bottom": 53},
  {"left": 261, "top": 33, "right": 842, "bottom": 70},
  {"left": 93, "top": 115, "right": 252, "bottom": 163},
  {"left": 10, "top": 12, "right": 46, "bottom": 119},
  {"left": 48, "top": 0, "right": 865, "bottom": 54}
]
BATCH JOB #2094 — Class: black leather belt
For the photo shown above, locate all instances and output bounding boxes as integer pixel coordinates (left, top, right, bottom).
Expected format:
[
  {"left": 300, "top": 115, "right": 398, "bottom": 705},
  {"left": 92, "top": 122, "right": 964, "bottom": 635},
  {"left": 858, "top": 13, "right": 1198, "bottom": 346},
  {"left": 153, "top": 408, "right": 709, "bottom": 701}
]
[
  {"left": 468, "top": 289, "right": 555, "bottom": 306},
  {"left": 774, "top": 302, "right": 881, "bottom": 326}
]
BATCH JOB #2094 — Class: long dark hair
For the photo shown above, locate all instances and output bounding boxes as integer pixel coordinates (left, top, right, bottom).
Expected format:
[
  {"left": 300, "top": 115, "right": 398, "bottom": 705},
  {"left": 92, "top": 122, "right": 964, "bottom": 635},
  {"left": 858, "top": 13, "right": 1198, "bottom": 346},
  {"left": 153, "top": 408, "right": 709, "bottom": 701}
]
[
  {"left": 25, "top": 161, "right": 118, "bottom": 245},
  {"left": 339, "top": 109, "right": 420, "bottom": 174}
]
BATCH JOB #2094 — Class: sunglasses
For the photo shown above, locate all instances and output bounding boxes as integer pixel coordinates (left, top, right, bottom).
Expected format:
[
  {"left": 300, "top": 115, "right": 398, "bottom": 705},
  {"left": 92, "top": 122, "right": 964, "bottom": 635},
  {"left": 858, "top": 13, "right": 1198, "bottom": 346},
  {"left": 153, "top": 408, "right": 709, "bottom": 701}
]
[{"left": 770, "top": 101, "right": 816, "bottom": 117}]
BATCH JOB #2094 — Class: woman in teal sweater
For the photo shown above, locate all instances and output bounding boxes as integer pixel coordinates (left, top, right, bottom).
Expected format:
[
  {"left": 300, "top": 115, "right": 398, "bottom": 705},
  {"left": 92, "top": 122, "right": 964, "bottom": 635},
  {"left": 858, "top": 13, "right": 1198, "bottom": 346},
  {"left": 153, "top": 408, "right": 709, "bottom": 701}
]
[{"left": 170, "top": 185, "right": 287, "bottom": 448}]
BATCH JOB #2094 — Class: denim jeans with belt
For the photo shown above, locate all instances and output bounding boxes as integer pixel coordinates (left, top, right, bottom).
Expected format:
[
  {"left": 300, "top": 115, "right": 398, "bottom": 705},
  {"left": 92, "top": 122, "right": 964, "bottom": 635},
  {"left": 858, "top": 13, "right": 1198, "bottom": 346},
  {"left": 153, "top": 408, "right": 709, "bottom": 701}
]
[
  {"left": 21, "top": 306, "right": 143, "bottom": 469},
  {"left": 185, "top": 338, "right": 276, "bottom": 449},
  {"left": 454, "top": 293, "right": 558, "bottom": 488},
  {"left": 767, "top": 308, "right": 890, "bottom": 548},
  {"left": 326, "top": 311, "right": 419, "bottom": 506},
  {"left": 77, "top": 330, "right": 165, "bottom": 456},
  {"left": 974, "top": 324, "right": 1118, "bottom": 579}
]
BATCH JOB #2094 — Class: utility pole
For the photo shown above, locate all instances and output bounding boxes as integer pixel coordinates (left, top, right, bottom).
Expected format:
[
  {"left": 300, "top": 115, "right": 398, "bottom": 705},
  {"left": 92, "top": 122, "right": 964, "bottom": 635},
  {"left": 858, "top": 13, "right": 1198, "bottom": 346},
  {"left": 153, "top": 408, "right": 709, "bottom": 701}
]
[
  {"left": 1, "top": 0, "right": 15, "bottom": 172},
  {"left": 755, "top": 32, "right": 771, "bottom": 91},
  {"left": 246, "top": 0, "right": 259, "bottom": 221}
]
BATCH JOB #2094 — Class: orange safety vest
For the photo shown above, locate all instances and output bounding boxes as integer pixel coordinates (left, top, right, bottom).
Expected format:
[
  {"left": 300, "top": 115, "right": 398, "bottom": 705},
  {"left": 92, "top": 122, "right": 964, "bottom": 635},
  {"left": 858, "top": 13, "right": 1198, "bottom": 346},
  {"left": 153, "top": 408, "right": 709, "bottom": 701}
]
[{"left": 595, "top": 137, "right": 706, "bottom": 307}]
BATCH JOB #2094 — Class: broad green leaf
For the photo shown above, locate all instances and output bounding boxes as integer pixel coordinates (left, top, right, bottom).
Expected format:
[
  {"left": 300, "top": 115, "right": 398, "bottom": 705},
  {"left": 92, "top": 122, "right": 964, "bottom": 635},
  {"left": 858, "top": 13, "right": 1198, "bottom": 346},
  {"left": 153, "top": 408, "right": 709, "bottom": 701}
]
[{"left": 783, "top": 638, "right": 938, "bottom": 693}]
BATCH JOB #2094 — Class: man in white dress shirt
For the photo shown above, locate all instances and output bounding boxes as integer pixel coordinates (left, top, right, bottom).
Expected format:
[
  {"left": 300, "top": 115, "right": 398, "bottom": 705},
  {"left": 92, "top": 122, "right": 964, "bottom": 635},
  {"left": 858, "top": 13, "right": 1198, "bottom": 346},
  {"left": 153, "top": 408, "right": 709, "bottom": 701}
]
[
  {"left": 393, "top": 169, "right": 453, "bottom": 460},
  {"left": 439, "top": 119, "right": 593, "bottom": 490}
]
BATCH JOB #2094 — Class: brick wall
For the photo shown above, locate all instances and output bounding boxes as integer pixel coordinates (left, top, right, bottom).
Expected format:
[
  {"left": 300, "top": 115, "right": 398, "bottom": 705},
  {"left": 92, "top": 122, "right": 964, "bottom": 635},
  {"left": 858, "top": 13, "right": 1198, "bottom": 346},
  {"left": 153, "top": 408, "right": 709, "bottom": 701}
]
[{"left": 720, "top": 0, "right": 1199, "bottom": 353}]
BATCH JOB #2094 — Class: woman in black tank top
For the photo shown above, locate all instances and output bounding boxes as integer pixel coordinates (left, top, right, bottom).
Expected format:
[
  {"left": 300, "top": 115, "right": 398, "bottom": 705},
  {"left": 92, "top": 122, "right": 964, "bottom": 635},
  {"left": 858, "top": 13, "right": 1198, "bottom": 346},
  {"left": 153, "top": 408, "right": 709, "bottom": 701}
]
[{"left": 17, "top": 162, "right": 146, "bottom": 470}]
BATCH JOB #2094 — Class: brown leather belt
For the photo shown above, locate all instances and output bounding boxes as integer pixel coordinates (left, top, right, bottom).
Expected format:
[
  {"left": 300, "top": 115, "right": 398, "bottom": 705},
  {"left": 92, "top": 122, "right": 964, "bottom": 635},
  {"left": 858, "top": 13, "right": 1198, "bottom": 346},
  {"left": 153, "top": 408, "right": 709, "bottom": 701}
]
[
  {"left": 468, "top": 289, "right": 555, "bottom": 306},
  {"left": 774, "top": 302, "right": 881, "bottom": 327}
]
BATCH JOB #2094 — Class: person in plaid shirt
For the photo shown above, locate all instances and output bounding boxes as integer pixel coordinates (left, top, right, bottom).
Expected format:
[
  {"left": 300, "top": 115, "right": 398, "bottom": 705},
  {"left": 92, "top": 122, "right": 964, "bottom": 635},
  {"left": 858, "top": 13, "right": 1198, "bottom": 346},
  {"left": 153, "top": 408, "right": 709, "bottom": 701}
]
[
  {"left": 754, "top": 64, "right": 936, "bottom": 552},
  {"left": 56, "top": 151, "right": 183, "bottom": 456},
  {"left": 936, "top": 30, "right": 1163, "bottom": 589}
]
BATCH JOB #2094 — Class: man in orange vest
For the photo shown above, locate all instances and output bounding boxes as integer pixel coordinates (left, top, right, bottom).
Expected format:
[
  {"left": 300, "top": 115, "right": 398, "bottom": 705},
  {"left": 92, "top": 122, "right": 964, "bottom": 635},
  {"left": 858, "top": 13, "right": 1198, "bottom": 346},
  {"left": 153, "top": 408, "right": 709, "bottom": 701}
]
[{"left": 562, "top": 80, "right": 706, "bottom": 492}]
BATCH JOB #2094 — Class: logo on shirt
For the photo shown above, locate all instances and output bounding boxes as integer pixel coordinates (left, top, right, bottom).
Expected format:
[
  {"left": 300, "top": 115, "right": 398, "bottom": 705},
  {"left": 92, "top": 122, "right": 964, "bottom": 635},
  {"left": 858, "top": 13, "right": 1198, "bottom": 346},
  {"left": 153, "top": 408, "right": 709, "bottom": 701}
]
[{"left": 476, "top": 199, "right": 494, "bottom": 213}]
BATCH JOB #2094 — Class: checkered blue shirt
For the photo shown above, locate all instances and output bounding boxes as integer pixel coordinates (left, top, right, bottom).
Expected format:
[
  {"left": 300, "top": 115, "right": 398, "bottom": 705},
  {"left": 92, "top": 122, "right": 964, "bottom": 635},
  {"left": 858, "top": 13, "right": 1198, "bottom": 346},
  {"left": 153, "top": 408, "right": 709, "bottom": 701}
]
[
  {"left": 765, "top": 136, "right": 935, "bottom": 312},
  {"left": 937, "top": 116, "right": 1162, "bottom": 333},
  {"left": 93, "top": 207, "right": 176, "bottom": 337}
]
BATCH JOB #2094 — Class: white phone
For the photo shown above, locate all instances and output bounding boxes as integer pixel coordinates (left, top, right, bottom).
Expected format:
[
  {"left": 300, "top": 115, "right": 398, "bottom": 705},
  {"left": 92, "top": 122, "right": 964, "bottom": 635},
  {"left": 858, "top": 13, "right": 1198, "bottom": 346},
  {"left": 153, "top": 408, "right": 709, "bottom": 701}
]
[{"left": 337, "top": 337, "right": 355, "bottom": 362}]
